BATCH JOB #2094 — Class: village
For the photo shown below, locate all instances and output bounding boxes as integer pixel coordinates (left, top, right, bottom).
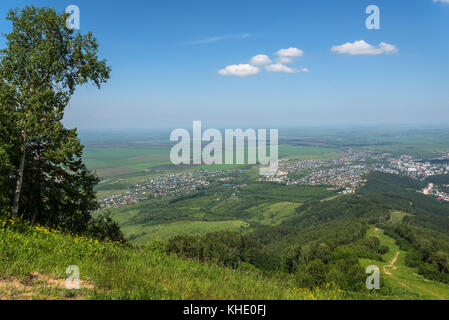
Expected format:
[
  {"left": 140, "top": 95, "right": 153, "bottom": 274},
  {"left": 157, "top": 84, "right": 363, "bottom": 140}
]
[
  {"left": 98, "top": 169, "right": 230, "bottom": 209},
  {"left": 98, "top": 149, "right": 449, "bottom": 209}
]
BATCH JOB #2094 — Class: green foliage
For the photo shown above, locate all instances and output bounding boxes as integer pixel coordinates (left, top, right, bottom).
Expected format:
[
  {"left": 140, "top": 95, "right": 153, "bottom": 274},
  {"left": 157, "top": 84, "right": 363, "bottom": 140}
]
[
  {"left": 385, "top": 224, "right": 449, "bottom": 284},
  {"left": 87, "top": 212, "right": 126, "bottom": 242},
  {"left": 166, "top": 231, "right": 280, "bottom": 271},
  {"left": 281, "top": 194, "right": 392, "bottom": 230},
  {"left": 360, "top": 172, "right": 449, "bottom": 217},
  {"left": 0, "top": 5, "right": 111, "bottom": 239},
  {"left": 281, "top": 243, "right": 366, "bottom": 291}
]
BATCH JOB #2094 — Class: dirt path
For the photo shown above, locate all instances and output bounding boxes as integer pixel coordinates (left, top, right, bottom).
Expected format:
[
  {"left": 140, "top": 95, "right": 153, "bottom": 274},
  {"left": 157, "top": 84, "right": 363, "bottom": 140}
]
[
  {"left": 0, "top": 273, "right": 93, "bottom": 300},
  {"left": 383, "top": 251, "right": 400, "bottom": 276}
]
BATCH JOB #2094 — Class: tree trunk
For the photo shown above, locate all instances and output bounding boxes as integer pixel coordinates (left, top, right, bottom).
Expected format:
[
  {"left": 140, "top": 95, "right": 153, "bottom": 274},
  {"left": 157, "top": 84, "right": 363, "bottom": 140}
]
[
  {"left": 31, "top": 141, "right": 41, "bottom": 225},
  {"left": 12, "top": 137, "right": 26, "bottom": 218}
]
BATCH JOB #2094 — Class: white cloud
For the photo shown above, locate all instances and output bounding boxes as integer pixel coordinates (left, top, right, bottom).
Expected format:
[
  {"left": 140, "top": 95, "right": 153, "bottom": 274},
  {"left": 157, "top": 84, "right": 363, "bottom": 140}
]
[
  {"left": 331, "top": 40, "right": 398, "bottom": 55},
  {"left": 265, "top": 63, "right": 306, "bottom": 73},
  {"left": 276, "top": 47, "right": 304, "bottom": 57},
  {"left": 218, "top": 64, "right": 260, "bottom": 76},
  {"left": 250, "top": 54, "right": 272, "bottom": 66},
  {"left": 219, "top": 47, "right": 308, "bottom": 76},
  {"left": 276, "top": 56, "right": 294, "bottom": 64},
  {"left": 433, "top": 0, "right": 449, "bottom": 3}
]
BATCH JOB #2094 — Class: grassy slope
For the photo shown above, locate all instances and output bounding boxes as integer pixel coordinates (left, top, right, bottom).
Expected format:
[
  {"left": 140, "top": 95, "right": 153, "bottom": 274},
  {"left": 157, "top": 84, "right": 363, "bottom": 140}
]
[
  {"left": 125, "top": 220, "right": 249, "bottom": 244},
  {"left": 246, "top": 202, "right": 303, "bottom": 226},
  {"left": 0, "top": 223, "right": 348, "bottom": 300},
  {"left": 359, "top": 226, "right": 449, "bottom": 300}
]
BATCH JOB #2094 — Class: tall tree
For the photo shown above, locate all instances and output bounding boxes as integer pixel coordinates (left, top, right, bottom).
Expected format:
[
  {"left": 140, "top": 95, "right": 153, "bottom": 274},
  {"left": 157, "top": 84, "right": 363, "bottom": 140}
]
[
  {"left": 0, "top": 6, "right": 110, "bottom": 228},
  {"left": 0, "top": 79, "right": 16, "bottom": 215}
]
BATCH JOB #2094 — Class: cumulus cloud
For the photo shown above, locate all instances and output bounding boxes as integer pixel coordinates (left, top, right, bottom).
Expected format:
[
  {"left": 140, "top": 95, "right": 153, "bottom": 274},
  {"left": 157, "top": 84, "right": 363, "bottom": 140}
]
[
  {"left": 276, "top": 56, "right": 293, "bottom": 64},
  {"left": 331, "top": 40, "right": 398, "bottom": 55},
  {"left": 276, "top": 47, "right": 304, "bottom": 57},
  {"left": 219, "top": 47, "right": 307, "bottom": 76},
  {"left": 433, "top": 0, "right": 449, "bottom": 3},
  {"left": 265, "top": 63, "right": 307, "bottom": 73},
  {"left": 275, "top": 47, "right": 304, "bottom": 64},
  {"left": 250, "top": 54, "right": 272, "bottom": 66},
  {"left": 218, "top": 64, "right": 260, "bottom": 77}
]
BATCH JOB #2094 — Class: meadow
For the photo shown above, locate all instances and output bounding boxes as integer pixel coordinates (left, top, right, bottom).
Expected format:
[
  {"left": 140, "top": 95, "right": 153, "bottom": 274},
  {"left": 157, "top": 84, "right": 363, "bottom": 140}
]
[{"left": 0, "top": 219, "right": 350, "bottom": 300}]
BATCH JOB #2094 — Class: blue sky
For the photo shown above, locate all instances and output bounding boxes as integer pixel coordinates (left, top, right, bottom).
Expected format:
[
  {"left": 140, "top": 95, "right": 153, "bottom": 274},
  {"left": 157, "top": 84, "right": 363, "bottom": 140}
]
[{"left": 0, "top": 0, "right": 448, "bottom": 129}]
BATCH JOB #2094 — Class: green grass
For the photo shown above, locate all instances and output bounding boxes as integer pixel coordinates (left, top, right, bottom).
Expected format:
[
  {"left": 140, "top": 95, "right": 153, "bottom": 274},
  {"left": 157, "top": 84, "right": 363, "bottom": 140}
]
[
  {"left": 123, "top": 220, "right": 249, "bottom": 244},
  {"left": 246, "top": 202, "right": 302, "bottom": 225},
  {"left": 389, "top": 211, "right": 411, "bottom": 223},
  {"left": 0, "top": 222, "right": 348, "bottom": 300},
  {"left": 83, "top": 146, "right": 172, "bottom": 178},
  {"left": 359, "top": 226, "right": 449, "bottom": 299},
  {"left": 279, "top": 145, "right": 340, "bottom": 160}
]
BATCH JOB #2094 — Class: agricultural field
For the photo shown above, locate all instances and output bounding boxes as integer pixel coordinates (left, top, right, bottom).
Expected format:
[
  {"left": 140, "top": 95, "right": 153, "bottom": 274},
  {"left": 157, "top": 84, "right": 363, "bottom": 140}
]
[
  {"left": 83, "top": 146, "right": 172, "bottom": 178},
  {"left": 278, "top": 145, "right": 340, "bottom": 160}
]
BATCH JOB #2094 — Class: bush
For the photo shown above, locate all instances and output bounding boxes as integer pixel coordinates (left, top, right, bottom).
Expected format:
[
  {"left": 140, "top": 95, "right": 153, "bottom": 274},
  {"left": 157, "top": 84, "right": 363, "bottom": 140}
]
[
  {"left": 378, "top": 245, "right": 389, "bottom": 255},
  {"left": 86, "top": 212, "right": 126, "bottom": 243}
]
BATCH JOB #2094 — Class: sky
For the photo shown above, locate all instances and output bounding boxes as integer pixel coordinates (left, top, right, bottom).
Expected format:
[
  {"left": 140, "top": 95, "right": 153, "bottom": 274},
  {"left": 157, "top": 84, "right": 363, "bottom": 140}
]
[{"left": 0, "top": 0, "right": 448, "bottom": 130}]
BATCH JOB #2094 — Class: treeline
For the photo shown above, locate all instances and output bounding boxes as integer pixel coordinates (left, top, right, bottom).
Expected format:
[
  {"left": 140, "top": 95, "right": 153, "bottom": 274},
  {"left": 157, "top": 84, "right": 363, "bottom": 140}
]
[
  {"left": 166, "top": 231, "right": 280, "bottom": 271},
  {"left": 403, "top": 214, "right": 449, "bottom": 235},
  {"left": 360, "top": 172, "right": 449, "bottom": 217},
  {"left": 283, "top": 194, "right": 394, "bottom": 230},
  {"left": 165, "top": 219, "right": 387, "bottom": 291}
]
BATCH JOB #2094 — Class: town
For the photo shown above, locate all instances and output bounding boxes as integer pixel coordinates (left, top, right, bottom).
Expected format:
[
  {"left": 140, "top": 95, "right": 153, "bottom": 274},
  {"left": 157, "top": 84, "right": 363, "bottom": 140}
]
[
  {"left": 98, "top": 149, "right": 449, "bottom": 209},
  {"left": 99, "top": 169, "right": 230, "bottom": 209}
]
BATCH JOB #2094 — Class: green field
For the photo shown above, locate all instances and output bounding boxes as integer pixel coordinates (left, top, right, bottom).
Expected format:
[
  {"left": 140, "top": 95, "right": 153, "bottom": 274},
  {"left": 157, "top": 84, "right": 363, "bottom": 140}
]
[
  {"left": 124, "top": 220, "right": 249, "bottom": 244},
  {"left": 83, "top": 146, "right": 172, "bottom": 178},
  {"left": 278, "top": 145, "right": 340, "bottom": 160},
  {"left": 246, "top": 202, "right": 303, "bottom": 225}
]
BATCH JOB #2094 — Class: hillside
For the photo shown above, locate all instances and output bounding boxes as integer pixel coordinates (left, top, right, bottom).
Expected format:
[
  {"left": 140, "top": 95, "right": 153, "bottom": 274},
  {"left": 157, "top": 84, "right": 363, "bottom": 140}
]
[
  {"left": 360, "top": 226, "right": 449, "bottom": 299},
  {"left": 0, "top": 218, "right": 349, "bottom": 300}
]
